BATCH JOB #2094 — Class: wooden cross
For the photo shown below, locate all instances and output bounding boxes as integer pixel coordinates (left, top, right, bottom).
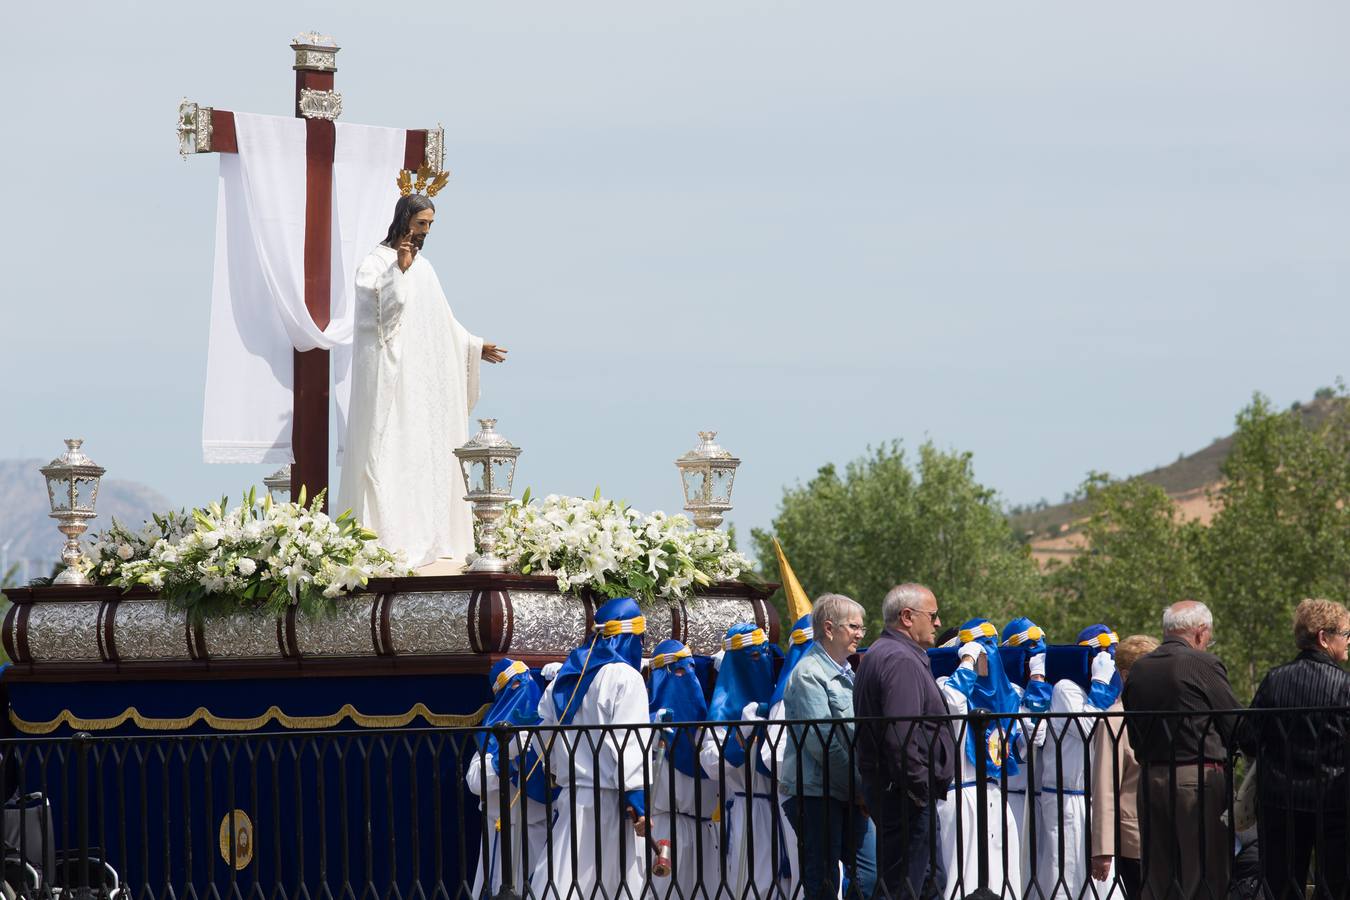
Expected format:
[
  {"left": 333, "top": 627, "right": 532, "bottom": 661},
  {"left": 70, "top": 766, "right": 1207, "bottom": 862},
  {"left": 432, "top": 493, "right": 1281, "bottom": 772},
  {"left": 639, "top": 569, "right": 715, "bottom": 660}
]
[{"left": 179, "top": 32, "right": 444, "bottom": 511}]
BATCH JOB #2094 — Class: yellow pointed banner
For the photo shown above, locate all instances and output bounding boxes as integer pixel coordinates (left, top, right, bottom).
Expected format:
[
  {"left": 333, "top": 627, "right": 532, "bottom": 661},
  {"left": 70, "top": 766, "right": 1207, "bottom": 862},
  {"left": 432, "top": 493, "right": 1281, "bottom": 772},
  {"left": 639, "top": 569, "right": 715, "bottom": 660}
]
[{"left": 773, "top": 537, "right": 813, "bottom": 625}]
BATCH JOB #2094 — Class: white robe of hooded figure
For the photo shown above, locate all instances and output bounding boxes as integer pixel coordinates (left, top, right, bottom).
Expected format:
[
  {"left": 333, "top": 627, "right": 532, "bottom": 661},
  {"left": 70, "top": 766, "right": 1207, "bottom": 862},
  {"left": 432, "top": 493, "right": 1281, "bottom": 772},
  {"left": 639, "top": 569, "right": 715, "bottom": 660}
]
[
  {"left": 464, "top": 736, "right": 552, "bottom": 899},
  {"left": 937, "top": 672, "right": 1023, "bottom": 900},
  {"left": 699, "top": 703, "right": 794, "bottom": 900},
  {"left": 338, "top": 243, "right": 483, "bottom": 568},
  {"left": 649, "top": 742, "right": 722, "bottom": 897},
  {"left": 761, "top": 699, "right": 801, "bottom": 898},
  {"left": 1033, "top": 671, "right": 1116, "bottom": 900},
  {"left": 535, "top": 663, "right": 650, "bottom": 898},
  {"left": 1006, "top": 682, "right": 1049, "bottom": 893}
]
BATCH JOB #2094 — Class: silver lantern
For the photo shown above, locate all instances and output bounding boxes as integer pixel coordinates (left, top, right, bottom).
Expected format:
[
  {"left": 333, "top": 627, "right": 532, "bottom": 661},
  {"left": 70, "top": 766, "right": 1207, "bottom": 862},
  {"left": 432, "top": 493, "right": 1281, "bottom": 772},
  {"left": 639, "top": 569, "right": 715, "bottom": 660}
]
[
  {"left": 453, "top": 419, "right": 522, "bottom": 573},
  {"left": 39, "top": 438, "right": 106, "bottom": 586},
  {"left": 263, "top": 465, "right": 292, "bottom": 500},
  {"left": 675, "top": 431, "right": 740, "bottom": 529}
]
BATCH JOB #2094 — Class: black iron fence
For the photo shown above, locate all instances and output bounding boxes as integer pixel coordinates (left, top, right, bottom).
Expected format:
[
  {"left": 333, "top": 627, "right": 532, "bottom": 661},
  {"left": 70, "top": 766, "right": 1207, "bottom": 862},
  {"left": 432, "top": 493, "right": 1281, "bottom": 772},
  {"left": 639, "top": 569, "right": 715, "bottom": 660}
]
[{"left": 1, "top": 707, "right": 1347, "bottom": 900}]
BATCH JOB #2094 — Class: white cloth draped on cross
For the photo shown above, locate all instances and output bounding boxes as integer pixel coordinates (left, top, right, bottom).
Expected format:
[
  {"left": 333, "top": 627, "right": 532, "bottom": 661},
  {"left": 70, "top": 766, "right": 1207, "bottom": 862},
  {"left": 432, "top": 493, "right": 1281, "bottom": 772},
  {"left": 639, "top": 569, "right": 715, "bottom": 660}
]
[{"left": 202, "top": 112, "right": 407, "bottom": 465}]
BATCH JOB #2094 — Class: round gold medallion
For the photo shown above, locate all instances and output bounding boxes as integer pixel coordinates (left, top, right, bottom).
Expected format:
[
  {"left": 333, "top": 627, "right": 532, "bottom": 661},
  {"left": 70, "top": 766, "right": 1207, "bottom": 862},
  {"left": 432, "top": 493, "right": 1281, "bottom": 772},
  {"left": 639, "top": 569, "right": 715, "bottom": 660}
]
[{"left": 218, "top": 809, "right": 254, "bottom": 869}]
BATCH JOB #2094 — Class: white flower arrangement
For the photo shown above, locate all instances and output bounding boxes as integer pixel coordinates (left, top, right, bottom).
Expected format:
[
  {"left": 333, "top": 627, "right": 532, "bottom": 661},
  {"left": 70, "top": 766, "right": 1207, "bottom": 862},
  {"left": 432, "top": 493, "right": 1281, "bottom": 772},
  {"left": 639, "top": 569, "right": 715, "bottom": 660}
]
[
  {"left": 88, "top": 488, "right": 411, "bottom": 619},
  {"left": 88, "top": 510, "right": 195, "bottom": 581},
  {"left": 492, "top": 489, "right": 752, "bottom": 600}
]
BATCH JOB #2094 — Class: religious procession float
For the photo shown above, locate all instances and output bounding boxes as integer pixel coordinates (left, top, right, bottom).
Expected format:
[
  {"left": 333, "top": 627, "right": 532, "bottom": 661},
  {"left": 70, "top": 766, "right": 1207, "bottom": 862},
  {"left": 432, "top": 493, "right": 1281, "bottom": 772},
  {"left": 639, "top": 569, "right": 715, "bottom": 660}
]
[{"left": 1, "top": 33, "right": 778, "bottom": 896}]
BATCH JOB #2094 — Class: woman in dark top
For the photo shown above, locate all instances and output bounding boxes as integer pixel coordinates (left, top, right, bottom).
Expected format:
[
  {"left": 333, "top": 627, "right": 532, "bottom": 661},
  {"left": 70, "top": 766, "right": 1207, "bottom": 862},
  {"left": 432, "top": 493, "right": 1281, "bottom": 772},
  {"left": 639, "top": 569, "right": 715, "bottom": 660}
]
[{"left": 1238, "top": 598, "right": 1350, "bottom": 900}]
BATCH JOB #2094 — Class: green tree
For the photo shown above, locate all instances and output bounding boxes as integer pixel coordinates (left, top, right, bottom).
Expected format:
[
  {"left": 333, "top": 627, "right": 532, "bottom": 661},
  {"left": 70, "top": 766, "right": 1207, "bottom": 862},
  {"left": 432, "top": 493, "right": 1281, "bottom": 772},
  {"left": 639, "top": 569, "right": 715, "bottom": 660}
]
[
  {"left": 1048, "top": 473, "right": 1207, "bottom": 643},
  {"left": 751, "top": 442, "right": 1041, "bottom": 635},
  {"left": 1202, "top": 391, "right": 1350, "bottom": 696}
]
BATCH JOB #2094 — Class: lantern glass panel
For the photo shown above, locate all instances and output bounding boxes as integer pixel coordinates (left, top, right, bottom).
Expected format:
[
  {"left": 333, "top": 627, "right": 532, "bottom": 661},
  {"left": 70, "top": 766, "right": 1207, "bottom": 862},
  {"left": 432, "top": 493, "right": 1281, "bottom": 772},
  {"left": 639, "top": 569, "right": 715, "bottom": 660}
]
[
  {"left": 710, "top": 466, "right": 735, "bottom": 504},
  {"left": 46, "top": 476, "right": 68, "bottom": 514},
  {"left": 491, "top": 458, "right": 515, "bottom": 495},
  {"left": 682, "top": 467, "right": 707, "bottom": 504},
  {"left": 467, "top": 460, "right": 488, "bottom": 494},
  {"left": 75, "top": 476, "right": 98, "bottom": 511}
]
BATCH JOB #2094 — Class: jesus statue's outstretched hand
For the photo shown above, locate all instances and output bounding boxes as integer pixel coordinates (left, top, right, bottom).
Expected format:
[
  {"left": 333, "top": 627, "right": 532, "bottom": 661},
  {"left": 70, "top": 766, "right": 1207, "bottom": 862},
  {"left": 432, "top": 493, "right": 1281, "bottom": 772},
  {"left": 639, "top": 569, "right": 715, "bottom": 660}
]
[{"left": 481, "top": 343, "right": 508, "bottom": 363}]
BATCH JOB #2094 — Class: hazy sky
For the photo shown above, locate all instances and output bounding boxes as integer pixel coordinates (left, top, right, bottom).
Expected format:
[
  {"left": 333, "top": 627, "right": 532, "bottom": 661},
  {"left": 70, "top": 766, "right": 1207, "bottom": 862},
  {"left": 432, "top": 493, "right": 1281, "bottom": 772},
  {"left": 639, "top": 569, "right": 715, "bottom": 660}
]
[{"left": 2, "top": 2, "right": 1347, "bottom": 548}]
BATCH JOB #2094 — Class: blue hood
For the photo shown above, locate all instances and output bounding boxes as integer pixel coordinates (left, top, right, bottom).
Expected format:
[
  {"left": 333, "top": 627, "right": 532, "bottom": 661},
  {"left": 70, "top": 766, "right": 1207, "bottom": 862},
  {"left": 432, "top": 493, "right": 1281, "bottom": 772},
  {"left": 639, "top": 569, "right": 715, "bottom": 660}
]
[
  {"left": 955, "top": 618, "right": 1022, "bottom": 780},
  {"left": 768, "top": 614, "right": 814, "bottom": 708},
  {"left": 648, "top": 639, "right": 708, "bottom": 780},
  {"left": 551, "top": 597, "right": 645, "bottom": 725}
]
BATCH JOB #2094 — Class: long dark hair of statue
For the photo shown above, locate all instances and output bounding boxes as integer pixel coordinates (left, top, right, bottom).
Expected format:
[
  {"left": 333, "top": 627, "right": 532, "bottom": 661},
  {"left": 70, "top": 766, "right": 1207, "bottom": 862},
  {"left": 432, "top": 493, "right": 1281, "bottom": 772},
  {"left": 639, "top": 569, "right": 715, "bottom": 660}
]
[{"left": 381, "top": 195, "right": 436, "bottom": 247}]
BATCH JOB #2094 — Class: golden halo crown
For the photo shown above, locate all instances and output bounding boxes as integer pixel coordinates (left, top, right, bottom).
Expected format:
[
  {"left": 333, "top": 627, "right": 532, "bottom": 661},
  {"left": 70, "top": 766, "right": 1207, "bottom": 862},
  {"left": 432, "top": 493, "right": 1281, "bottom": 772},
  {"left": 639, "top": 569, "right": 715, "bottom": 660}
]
[{"left": 397, "top": 163, "right": 450, "bottom": 198}]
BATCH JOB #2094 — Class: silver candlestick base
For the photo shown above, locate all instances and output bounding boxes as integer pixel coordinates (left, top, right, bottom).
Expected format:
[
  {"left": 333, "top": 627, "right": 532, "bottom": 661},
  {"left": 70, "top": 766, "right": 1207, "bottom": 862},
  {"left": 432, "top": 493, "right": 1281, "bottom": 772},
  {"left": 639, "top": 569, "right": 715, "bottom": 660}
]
[
  {"left": 454, "top": 419, "right": 522, "bottom": 574},
  {"left": 467, "top": 499, "right": 509, "bottom": 573}
]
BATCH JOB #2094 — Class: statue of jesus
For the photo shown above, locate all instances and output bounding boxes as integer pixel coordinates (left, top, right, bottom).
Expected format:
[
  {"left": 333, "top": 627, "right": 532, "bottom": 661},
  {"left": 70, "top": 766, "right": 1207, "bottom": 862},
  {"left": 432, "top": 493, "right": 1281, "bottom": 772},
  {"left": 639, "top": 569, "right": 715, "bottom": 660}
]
[{"left": 338, "top": 189, "right": 508, "bottom": 570}]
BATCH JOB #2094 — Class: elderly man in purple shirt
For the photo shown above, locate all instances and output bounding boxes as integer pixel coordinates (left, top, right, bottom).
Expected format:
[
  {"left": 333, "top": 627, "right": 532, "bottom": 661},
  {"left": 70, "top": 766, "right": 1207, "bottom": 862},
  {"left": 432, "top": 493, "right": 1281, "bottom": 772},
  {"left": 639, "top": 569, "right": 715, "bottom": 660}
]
[{"left": 854, "top": 583, "right": 955, "bottom": 900}]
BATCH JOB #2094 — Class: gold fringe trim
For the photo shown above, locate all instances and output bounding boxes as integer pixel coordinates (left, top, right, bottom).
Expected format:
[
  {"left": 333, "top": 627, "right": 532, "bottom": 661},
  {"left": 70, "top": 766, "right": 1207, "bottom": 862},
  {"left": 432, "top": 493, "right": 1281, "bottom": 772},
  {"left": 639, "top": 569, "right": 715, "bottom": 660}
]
[{"left": 10, "top": 701, "right": 490, "bottom": 735}]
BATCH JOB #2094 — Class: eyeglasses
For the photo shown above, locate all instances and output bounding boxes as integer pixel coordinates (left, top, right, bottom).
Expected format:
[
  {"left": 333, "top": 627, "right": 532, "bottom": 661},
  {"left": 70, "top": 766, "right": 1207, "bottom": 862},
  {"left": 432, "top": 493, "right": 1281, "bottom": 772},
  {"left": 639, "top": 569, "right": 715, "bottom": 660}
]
[
  {"left": 1323, "top": 629, "right": 1350, "bottom": 640},
  {"left": 829, "top": 621, "right": 866, "bottom": 636},
  {"left": 909, "top": 608, "right": 940, "bottom": 622}
]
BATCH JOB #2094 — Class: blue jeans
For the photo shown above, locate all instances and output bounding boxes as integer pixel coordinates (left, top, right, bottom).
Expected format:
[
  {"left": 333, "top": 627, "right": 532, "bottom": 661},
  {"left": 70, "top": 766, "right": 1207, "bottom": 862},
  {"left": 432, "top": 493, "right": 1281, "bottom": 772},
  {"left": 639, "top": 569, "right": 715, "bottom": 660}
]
[
  {"left": 864, "top": 779, "right": 939, "bottom": 900},
  {"left": 782, "top": 795, "right": 872, "bottom": 900}
]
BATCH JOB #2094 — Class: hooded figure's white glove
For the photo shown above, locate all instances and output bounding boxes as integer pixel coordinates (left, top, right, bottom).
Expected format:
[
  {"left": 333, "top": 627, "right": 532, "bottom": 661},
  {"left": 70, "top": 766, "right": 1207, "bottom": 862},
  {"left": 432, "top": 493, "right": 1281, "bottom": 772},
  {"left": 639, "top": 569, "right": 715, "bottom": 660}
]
[
  {"left": 541, "top": 661, "right": 563, "bottom": 682},
  {"left": 711, "top": 650, "right": 725, "bottom": 672},
  {"left": 1028, "top": 653, "right": 1047, "bottom": 678},
  {"left": 958, "top": 641, "right": 985, "bottom": 666},
  {"left": 1090, "top": 650, "right": 1117, "bottom": 684}
]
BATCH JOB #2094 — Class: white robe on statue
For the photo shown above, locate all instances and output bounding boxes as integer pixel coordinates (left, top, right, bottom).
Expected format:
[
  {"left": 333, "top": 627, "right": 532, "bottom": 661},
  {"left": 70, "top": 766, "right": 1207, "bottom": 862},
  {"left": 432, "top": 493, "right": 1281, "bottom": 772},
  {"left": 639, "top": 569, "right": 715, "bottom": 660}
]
[
  {"left": 534, "top": 664, "right": 650, "bottom": 899},
  {"left": 337, "top": 244, "right": 483, "bottom": 568}
]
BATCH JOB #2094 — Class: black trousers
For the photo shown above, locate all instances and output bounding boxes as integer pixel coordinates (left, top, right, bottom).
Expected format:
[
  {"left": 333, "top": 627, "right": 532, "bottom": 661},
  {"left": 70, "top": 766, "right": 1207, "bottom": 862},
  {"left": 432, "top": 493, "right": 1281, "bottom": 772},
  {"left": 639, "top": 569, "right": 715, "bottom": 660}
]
[
  {"left": 1256, "top": 801, "right": 1348, "bottom": 900},
  {"left": 1138, "top": 764, "right": 1230, "bottom": 900},
  {"left": 1115, "top": 856, "right": 1142, "bottom": 899}
]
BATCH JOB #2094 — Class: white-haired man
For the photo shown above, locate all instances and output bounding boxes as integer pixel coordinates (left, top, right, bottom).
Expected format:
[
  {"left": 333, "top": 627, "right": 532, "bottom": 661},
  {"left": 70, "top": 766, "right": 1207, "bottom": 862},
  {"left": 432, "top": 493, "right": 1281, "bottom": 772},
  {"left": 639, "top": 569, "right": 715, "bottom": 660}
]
[
  {"left": 1123, "top": 600, "right": 1239, "bottom": 900},
  {"left": 854, "top": 584, "right": 955, "bottom": 900}
]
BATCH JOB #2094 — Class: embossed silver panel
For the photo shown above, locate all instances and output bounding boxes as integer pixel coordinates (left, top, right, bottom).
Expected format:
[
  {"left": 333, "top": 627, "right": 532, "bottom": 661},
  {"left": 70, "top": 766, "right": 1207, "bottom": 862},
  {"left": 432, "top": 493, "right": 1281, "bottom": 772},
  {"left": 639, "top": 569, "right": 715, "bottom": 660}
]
[
  {"left": 114, "top": 600, "right": 191, "bottom": 661},
  {"left": 640, "top": 599, "right": 675, "bottom": 645},
  {"left": 294, "top": 596, "right": 377, "bottom": 657},
  {"left": 202, "top": 614, "right": 281, "bottom": 659},
  {"left": 176, "top": 100, "right": 213, "bottom": 158},
  {"left": 680, "top": 596, "right": 760, "bottom": 656},
  {"left": 508, "top": 590, "right": 589, "bottom": 655},
  {"left": 295, "top": 49, "right": 336, "bottom": 70},
  {"left": 27, "top": 602, "right": 103, "bottom": 661},
  {"left": 298, "top": 89, "right": 342, "bottom": 121},
  {"left": 386, "top": 592, "right": 473, "bottom": 655},
  {"left": 424, "top": 125, "right": 445, "bottom": 173}
]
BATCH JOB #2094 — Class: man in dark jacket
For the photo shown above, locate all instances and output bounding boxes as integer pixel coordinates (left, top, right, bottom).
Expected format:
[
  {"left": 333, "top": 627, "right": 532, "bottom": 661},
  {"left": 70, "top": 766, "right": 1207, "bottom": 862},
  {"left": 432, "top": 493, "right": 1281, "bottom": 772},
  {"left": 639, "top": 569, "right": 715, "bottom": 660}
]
[
  {"left": 854, "top": 583, "right": 955, "bottom": 900},
  {"left": 1238, "top": 598, "right": 1350, "bottom": 900},
  {"left": 1123, "top": 600, "right": 1240, "bottom": 900}
]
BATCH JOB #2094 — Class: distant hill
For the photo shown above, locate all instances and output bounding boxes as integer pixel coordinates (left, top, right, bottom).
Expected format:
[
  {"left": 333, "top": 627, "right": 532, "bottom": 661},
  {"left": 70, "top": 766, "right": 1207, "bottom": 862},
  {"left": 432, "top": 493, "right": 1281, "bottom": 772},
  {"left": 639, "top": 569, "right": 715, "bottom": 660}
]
[
  {"left": 0, "top": 459, "right": 170, "bottom": 584},
  {"left": 1009, "top": 396, "right": 1341, "bottom": 564}
]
